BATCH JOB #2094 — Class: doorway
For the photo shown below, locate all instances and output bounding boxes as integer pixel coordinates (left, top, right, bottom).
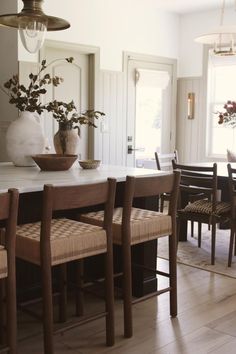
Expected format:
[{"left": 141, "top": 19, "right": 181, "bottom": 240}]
[{"left": 125, "top": 55, "right": 177, "bottom": 167}]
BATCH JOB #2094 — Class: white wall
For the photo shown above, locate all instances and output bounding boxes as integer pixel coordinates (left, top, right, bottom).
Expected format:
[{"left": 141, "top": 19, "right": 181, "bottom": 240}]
[
  {"left": 179, "top": 7, "right": 236, "bottom": 77},
  {"left": 18, "top": 0, "right": 180, "bottom": 71}
]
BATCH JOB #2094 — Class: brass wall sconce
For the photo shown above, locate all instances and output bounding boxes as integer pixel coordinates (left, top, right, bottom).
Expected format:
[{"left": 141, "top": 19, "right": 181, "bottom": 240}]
[
  {"left": 187, "top": 92, "right": 195, "bottom": 120},
  {"left": 0, "top": 0, "right": 70, "bottom": 54}
]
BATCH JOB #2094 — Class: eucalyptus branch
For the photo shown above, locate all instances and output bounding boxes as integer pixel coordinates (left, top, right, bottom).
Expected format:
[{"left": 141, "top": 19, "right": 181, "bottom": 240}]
[
  {"left": 1, "top": 57, "right": 74, "bottom": 114},
  {"left": 45, "top": 100, "right": 105, "bottom": 136}
]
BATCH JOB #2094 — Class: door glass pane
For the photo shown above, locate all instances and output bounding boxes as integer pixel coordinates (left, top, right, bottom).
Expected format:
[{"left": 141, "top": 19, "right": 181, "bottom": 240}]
[{"left": 135, "top": 69, "right": 170, "bottom": 165}]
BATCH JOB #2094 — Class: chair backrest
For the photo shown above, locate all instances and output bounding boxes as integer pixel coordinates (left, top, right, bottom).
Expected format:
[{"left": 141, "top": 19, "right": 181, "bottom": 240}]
[
  {"left": 227, "top": 163, "right": 236, "bottom": 218},
  {"left": 172, "top": 161, "right": 217, "bottom": 209},
  {"left": 121, "top": 171, "right": 180, "bottom": 235},
  {"left": 41, "top": 179, "right": 117, "bottom": 241},
  {"left": 0, "top": 189, "right": 19, "bottom": 272},
  {"left": 155, "top": 150, "right": 178, "bottom": 171}
]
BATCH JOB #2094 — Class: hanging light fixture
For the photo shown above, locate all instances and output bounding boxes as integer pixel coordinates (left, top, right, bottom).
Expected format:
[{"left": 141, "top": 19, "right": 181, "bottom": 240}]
[
  {"left": 195, "top": 0, "right": 236, "bottom": 56},
  {"left": 0, "top": 0, "right": 70, "bottom": 54}
]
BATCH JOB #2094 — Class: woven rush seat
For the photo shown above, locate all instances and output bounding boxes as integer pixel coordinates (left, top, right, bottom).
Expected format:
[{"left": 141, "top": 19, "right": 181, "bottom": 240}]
[
  {"left": 0, "top": 246, "right": 7, "bottom": 279},
  {"left": 182, "top": 200, "right": 231, "bottom": 216},
  {"left": 16, "top": 218, "right": 107, "bottom": 266},
  {"left": 80, "top": 207, "right": 172, "bottom": 245}
]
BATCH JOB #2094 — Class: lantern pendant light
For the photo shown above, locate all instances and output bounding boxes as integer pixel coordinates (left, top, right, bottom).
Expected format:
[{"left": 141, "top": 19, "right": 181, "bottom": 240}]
[{"left": 0, "top": 0, "right": 70, "bottom": 53}]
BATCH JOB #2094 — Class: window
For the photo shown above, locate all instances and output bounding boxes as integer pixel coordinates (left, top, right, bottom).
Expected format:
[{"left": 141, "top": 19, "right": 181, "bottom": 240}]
[{"left": 207, "top": 51, "right": 236, "bottom": 157}]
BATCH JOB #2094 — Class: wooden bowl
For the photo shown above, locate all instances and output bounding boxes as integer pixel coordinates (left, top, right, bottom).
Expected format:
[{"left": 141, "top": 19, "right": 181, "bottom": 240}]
[
  {"left": 78, "top": 159, "right": 101, "bottom": 169},
  {"left": 31, "top": 154, "right": 78, "bottom": 171}
]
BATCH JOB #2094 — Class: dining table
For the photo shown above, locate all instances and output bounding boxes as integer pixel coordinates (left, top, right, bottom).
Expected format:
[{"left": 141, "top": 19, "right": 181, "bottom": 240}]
[
  {"left": 0, "top": 161, "right": 168, "bottom": 298},
  {"left": 178, "top": 161, "right": 236, "bottom": 242}
]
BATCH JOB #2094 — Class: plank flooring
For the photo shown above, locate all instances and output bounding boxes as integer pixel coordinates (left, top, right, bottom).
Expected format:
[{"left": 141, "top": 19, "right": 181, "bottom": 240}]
[{"left": 17, "top": 257, "right": 236, "bottom": 354}]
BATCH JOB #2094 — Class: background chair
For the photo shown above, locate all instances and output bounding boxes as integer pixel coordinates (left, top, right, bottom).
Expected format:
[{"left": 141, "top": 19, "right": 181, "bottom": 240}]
[
  {"left": 80, "top": 171, "right": 180, "bottom": 338},
  {"left": 154, "top": 150, "right": 178, "bottom": 212},
  {"left": 155, "top": 150, "right": 199, "bottom": 237},
  {"left": 227, "top": 163, "right": 236, "bottom": 267},
  {"left": 15, "top": 179, "right": 116, "bottom": 354},
  {"left": 0, "top": 189, "right": 18, "bottom": 354},
  {"left": 172, "top": 162, "right": 230, "bottom": 265}
]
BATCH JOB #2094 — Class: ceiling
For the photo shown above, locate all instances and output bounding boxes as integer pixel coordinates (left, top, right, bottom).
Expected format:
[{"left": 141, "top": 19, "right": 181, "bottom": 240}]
[{"left": 157, "top": 0, "right": 234, "bottom": 14}]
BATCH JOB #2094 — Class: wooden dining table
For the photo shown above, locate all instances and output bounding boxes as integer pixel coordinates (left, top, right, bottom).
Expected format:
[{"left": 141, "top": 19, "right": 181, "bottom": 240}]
[
  {"left": 178, "top": 161, "right": 236, "bottom": 242},
  {"left": 0, "top": 162, "right": 168, "bottom": 298}
]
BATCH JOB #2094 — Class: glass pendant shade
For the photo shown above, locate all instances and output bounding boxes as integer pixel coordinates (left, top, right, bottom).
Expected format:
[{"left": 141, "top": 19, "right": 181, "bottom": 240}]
[
  {"left": 0, "top": 0, "right": 70, "bottom": 54},
  {"left": 19, "top": 19, "right": 47, "bottom": 53}
]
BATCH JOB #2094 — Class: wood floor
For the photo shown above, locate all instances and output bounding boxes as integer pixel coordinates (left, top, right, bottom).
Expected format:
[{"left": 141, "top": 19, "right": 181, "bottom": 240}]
[{"left": 17, "top": 257, "right": 236, "bottom": 354}]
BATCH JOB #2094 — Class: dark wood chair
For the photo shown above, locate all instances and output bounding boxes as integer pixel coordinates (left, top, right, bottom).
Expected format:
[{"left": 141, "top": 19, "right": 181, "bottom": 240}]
[
  {"left": 172, "top": 162, "right": 231, "bottom": 265},
  {"left": 227, "top": 163, "right": 236, "bottom": 267},
  {"left": 155, "top": 151, "right": 199, "bottom": 237},
  {"left": 15, "top": 179, "right": 116, "bottom": 354},
  {"left": 0, "top": 189, "right": 19, "bottom": 354},
  {"left": 154, "top": 150, "right": 178, "bottom": 212},
  {"left": 80, "top": 171, "right": 180, "bottom": 338}
]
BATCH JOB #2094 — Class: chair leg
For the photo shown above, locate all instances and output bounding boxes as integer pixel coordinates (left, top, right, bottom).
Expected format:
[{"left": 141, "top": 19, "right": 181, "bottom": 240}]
[
  {"left": 191, "top": 221, "right": 194, "bottom": 237},
  {"left": 6, "top": 254, "right": 17, "bottom": 354},
  {"left": 105, "top": 241, "right": 115, "bottom": 346},
  {"left": 160, "top": 196, "right": 164, "bottom": 212},
  {"left": 58, "top": 264, "right": 67, "bottom": 322},
  {"left": 0, "top": 280, "right": 5, "bottom": 346},
  {"left": 228, "top": 228, "right": 235, "bottom": 267},
  {"left": 169, "top": 234, "right": 177, "bottom": 317},
  {"left": 198, "top": 222, "right": 202, "bottom": 248},
  {"left": 41, "top": 261, "right": 54, "bottom": 354},
  {"left": 122, "top": 242, "right": 133, "bottom": 338},
  {"left": 211, "top": 222, "right": 216, "bottom": 265},
  {"left": 234, "top": 226, "right": 236, "bottom": 256},
  {"left": 75, "top": 260, "right": 84, "bottom": 317}
]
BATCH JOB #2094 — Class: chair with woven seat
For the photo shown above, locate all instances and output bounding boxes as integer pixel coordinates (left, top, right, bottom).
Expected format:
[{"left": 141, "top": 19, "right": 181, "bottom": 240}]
[
  {"left": 172, "top": 162, "right": 231, "bottom": 265},
  {"left": 15, "top": 179, "right": 116, "bottom": 354},
  {"left": 0, "top": 189, "right": 19, "bottom": 354},
  {"left": 227, "top": 163, "right": 236, "bottom": 267},
  {"left": 80, "top": 171, "right": 180, "bottom": 338}
]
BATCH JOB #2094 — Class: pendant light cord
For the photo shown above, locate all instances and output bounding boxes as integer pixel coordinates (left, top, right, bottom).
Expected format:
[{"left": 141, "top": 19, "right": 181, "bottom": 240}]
[{"left": 220, "top": 0, "right": 225, "bottom": 26}]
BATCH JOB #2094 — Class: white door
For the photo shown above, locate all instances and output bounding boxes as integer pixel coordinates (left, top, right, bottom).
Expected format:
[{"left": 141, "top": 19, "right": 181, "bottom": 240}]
[
  {"left": 41, "top": 46, "right": 89, "bottom": 160},
  {"left": 126, "top": 59, "right": 174, "bottom": 167}
]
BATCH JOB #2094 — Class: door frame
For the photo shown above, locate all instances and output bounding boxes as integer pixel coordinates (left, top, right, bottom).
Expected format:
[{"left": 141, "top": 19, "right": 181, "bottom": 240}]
[
  {"left": 123, "top": 51, "right": 177, "bottom": 166},
  {"left": 40, "top": 39, "right": 101, "bottom": 159}
]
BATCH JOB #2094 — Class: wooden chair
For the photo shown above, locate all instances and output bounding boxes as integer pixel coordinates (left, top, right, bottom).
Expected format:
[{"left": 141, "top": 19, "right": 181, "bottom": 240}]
[
  {"left": 155, "top": 151, "right": 198, "bottom": 237},
  {"left": 80, "top": 171, "right": 180, "bottom": 338},
  {"left": 154, "top": 150, "right": 178, "bottom": 173},
  {"left": 0, "top": 189, "right": 19, "bottom": 354},
  {"left": 227, "top": 163, "right": 236, "bottom": 267},
  {"left": 154, "top": 150, "right": 178, "bottom": 212},
  {"left": 15, "top": 179, "right": 116, "bottom": 354},
  {"left": 172, "top": 162, "right": 230, "bottom": 265}
]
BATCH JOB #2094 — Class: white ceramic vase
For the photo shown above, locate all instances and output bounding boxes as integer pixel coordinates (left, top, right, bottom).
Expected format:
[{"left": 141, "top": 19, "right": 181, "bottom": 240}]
[{"left": 6, "top": 111, "right": 45, "bottom": 167}]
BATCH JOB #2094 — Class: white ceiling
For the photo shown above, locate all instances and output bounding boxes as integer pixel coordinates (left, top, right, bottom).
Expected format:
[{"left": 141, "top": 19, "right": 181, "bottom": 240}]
[{"left": 157, "top": 0, "right": 234, "bottom": 14}]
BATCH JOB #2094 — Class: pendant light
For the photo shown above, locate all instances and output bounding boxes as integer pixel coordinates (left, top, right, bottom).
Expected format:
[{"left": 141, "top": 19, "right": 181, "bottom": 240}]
[
  {"left": 0, "top": 0, "right": 70, "bottom": 54},
  {"left": 195, "top": 0, "right": 236, "bottom": 56}
]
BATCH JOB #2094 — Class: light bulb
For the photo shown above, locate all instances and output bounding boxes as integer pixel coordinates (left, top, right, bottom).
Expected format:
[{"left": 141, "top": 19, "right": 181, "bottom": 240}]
[{"left": 19, "top": 20, "right": 47, "bottom": 53}]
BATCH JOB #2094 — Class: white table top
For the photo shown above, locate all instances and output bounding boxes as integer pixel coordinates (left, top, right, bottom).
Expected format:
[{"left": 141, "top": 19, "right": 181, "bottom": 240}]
[{"left": 0, "top": 162, "right": 166, "bottom": 193}]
